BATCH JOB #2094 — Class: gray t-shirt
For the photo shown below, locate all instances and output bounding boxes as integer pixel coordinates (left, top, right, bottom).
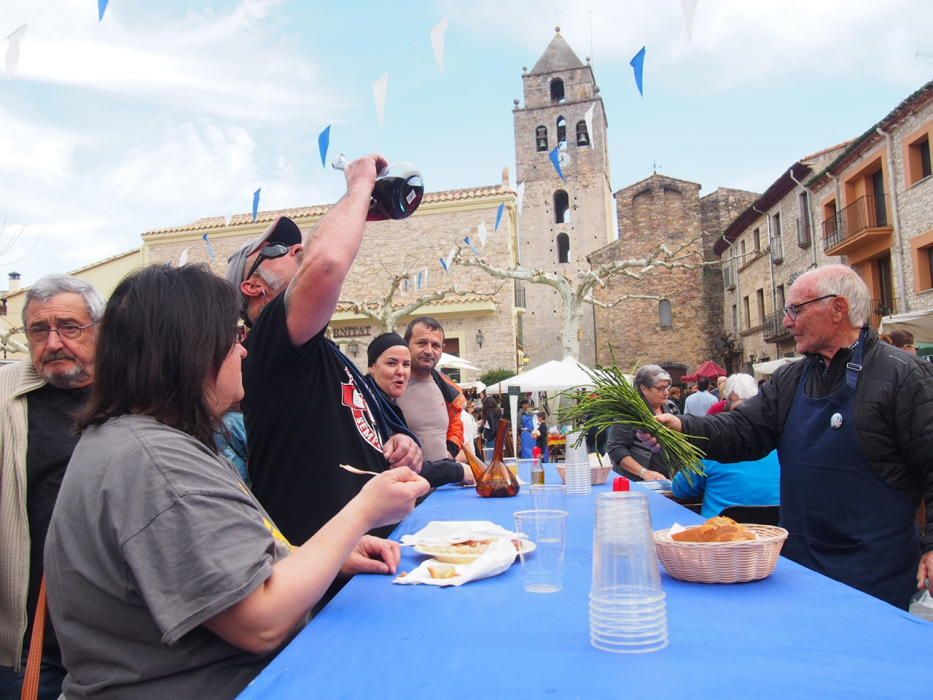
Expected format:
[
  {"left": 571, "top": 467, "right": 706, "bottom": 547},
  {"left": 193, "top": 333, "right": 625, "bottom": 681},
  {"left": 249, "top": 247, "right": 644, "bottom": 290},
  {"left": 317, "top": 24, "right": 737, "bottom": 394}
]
[
  {"left": 44, "top": 414, "right": 293, "bottom": 699},
  {"left": 397, "top": 375, "right": 449, "bottom": 461}
]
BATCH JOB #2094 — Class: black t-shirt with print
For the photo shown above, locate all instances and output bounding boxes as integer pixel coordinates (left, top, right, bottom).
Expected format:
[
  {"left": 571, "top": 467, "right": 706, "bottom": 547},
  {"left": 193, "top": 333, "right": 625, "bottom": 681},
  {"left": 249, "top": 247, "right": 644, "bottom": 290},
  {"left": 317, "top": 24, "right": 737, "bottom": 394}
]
[{"left": 242, "top": 295, "right": 389, "bottom": 546}]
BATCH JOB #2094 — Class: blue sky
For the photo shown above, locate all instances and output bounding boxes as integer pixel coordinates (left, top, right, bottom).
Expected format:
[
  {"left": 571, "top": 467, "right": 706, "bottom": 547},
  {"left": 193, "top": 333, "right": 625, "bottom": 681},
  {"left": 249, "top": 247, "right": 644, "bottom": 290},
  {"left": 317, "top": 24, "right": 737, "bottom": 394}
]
[{"left": 1, "top": 0, "right": 931, "bottom": 286}]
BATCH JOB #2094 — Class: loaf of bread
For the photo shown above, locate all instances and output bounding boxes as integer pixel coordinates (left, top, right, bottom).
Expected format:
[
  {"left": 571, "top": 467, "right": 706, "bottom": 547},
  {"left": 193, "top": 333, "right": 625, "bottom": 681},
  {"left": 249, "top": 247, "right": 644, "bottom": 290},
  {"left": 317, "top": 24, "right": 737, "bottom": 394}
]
[{"left": 671, "top": 516, "right": 756, "bottom": 543}]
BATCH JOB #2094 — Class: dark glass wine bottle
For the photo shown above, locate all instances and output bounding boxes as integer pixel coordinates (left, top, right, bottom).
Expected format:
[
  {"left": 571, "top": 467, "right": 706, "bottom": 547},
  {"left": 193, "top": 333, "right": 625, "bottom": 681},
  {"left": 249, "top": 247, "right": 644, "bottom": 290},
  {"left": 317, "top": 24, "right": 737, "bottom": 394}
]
[
  {"left": 367, "top": 169, "right": 424, "bottom": 221},
  {"left": 476, "top": 419, "right": 520, "bottom": 498}
]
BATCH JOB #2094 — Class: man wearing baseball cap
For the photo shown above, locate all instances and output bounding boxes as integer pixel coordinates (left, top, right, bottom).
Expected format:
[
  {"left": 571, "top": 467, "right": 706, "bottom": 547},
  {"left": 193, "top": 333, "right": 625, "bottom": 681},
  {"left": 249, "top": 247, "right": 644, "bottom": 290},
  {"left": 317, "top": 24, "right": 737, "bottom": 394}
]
[{"left": 226, "top": 154, "right": 423, "bottom": 552}]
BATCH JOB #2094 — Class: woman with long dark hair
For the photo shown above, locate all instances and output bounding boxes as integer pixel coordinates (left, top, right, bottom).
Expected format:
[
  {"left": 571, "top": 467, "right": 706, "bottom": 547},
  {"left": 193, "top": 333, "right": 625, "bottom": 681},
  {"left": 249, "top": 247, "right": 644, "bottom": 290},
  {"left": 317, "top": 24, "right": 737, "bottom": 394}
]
[{"left": 43, "top": 265, "right": 428, "bottom": 699}]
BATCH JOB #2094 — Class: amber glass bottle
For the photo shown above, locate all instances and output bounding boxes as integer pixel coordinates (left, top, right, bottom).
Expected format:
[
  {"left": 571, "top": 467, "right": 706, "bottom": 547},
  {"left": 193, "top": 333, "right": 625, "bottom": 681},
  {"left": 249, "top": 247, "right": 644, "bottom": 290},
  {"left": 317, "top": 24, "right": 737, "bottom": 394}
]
[{"left": 476, "top": 419, "right": 520, "bottom": 498}]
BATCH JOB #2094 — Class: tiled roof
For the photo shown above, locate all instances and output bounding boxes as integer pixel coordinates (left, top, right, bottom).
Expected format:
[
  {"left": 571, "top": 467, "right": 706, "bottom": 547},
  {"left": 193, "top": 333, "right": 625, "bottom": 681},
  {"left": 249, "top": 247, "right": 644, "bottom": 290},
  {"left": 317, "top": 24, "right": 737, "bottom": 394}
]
[
  {"left": 529, "top": 30, "right": 585, "bottom": 75},
  {"left": 336, "top": 293, "right": 496, "bottom": 313},
  {"left": 141, "top": 183, "right": 512, "bottom": 238}
]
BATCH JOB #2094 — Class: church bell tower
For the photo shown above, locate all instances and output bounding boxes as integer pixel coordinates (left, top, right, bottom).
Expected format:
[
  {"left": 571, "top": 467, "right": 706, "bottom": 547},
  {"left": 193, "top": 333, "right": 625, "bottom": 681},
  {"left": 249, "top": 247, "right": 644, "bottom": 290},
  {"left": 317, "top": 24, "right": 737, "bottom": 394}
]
[{"left": 512, "top": 27, "right": 616, "bottom": 365}]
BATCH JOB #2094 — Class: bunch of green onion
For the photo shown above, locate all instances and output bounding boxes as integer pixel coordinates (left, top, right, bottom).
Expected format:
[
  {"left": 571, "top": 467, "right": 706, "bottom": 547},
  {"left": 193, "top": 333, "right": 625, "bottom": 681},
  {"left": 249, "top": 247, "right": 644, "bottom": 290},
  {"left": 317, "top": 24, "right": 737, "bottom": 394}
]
[{"left": 558, "top": 363, "right": 706, "bottom": 481}]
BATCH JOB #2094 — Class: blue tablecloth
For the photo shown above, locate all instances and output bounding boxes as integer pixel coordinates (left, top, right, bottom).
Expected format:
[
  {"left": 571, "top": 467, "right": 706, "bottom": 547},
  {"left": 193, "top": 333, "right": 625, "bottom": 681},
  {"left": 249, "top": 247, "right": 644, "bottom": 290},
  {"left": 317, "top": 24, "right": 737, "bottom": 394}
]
[{"left": 240, "top": 472, "right": 933, "bottom": 699}]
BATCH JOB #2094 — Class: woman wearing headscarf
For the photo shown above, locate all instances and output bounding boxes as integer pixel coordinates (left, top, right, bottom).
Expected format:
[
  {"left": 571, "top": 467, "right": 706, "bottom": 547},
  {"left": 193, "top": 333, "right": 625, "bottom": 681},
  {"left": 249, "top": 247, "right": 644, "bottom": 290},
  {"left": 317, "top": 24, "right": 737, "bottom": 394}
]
[{"left": 364, "top": 333, "right": 472, "bottom": 487}]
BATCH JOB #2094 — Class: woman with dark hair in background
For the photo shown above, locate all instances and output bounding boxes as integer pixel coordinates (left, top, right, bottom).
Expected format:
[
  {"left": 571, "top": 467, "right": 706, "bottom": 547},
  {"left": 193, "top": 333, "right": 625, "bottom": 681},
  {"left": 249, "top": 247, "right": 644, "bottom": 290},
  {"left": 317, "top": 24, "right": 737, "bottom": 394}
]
[
  {"left": 43, "top": 265, "right": 428, "bottom": 699},
  {"left": 478, "top": 396, "right": 502, "bottom": 450},
  {"left": 881, "top": 329, "right": 918, "bottom": 354}
]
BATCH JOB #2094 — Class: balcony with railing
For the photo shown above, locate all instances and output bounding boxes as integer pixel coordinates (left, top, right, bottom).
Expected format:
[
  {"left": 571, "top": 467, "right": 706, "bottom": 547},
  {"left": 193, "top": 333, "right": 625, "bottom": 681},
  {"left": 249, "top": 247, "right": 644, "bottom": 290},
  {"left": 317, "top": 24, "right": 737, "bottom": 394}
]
[
  {"left": 763, "top": 310, "right": 792, "bottom": 342},
  {"left": 822, "top": 195, "right": 893, "bottom": 256},
  {"left": 869, "top": 297, "right": 899, "bottom": 331}
]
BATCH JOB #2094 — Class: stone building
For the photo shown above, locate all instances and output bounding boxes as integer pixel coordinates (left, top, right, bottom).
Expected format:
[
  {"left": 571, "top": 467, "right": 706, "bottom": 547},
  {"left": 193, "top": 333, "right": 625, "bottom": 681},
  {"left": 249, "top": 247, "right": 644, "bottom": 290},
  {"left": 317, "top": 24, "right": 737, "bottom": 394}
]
[
  {"left": 590, "top": 174, "right": 757, "bottom": 382},
  {"left": 807, "top": 80, "right": 933, "bottom": 319},
  {"left": 717, "top": 144, "right": 847, "bottom": 372},
  {"left": 141, "top": 178, "right": 521, "bottom": 381},
  {"left": 511, "top": 29, "right": 617, "bottom": 367}
]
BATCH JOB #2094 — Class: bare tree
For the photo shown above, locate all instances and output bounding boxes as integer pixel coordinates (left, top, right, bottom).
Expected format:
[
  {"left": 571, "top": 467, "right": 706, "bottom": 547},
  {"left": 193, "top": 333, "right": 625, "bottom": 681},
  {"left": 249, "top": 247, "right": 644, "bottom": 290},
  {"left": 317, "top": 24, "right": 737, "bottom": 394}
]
[
  {"left": 338, "top": 268, "right": 501, "bottom": 334},
  {"left": 454, "top": 240, "right": 701, "bottom": 358}
]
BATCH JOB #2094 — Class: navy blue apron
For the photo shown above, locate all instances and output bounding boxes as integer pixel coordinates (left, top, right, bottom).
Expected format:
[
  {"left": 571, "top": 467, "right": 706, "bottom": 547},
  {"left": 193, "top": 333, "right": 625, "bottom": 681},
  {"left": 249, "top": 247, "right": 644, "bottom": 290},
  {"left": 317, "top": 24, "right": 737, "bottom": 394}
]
[{"left": 778, "top": 332, "right": 920, "bottom": 608}]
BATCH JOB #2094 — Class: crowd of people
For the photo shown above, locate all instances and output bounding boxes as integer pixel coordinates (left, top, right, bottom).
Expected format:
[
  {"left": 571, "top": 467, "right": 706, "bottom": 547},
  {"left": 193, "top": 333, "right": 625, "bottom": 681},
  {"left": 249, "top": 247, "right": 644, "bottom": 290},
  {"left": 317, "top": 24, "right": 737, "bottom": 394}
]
[{"left": 1, "top": 152, "right": 931, "bottom": 699}]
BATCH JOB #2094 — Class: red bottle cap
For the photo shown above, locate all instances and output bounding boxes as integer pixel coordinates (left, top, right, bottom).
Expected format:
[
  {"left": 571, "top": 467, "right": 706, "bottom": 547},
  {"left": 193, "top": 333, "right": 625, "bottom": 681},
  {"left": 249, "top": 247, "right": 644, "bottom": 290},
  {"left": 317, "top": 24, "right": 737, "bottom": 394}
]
[
  {"left": 532, "top": 447, "right": 542, "bottom": 458},
  {"left": 612, "top": 477, "right": 630, "bottom": 492}
]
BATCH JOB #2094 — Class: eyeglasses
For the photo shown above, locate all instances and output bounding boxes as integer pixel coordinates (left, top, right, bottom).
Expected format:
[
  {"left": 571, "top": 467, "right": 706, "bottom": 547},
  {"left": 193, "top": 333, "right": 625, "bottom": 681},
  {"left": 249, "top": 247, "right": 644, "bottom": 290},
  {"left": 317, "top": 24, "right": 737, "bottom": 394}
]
[
  {"left": 25, "top": 321, "right": 97, "bottom": 343},
  {"left": 243, "top": 243, "right": 291, "bottom": 281},
  {"left": 652, "top": 384, "right": 671, "bottom": 393},
  {"left": 783, "top": 294, "right": 837, "bottom": 321}
]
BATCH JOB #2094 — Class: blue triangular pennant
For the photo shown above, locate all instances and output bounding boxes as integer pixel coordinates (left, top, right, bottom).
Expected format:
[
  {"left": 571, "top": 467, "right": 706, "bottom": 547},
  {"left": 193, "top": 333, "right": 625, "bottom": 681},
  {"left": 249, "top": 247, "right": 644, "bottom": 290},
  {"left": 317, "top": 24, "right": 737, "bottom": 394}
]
[
  {"left": 495, "top": 203, "right": 504, "bottom": 231},
  {"left": 318, "top": 125, "right": 331, "bottom": 167},
  {"left": 252, "top": 188, "right": 261, "bottom": 222},
  {"left": 630, "top": 46, "right": 646, "bottom": 97},
  {"left": 549, "top": 147, "right": 566, "bottom": 181},
  {"left": 98, "top": 0, "right": 109, "bottom": 21}
]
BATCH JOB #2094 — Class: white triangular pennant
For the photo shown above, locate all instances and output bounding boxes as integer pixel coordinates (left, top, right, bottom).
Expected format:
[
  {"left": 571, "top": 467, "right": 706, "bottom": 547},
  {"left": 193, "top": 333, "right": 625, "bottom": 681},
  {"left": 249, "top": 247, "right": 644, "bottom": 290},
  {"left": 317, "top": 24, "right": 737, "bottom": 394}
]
[
  {"left": 430, "top": 17, "right": 448, "bottom": 73},
  {"left": 5, "top": 24, "right": 27, "bottom": 76},
  {"left": 681, "top": 0, "right": 698, "bottom": 42},
  {"left": 516, "top": 182, "right": 525, "bottom": 214},
  {"left": 177, "top": 248, "right": 189, "bottom": 267},
  {"left": 477, "top": 221, "right": 488, "bottom": 247},
  {"left": 584, "top": 104, "right": 595, "bottom": 150}
]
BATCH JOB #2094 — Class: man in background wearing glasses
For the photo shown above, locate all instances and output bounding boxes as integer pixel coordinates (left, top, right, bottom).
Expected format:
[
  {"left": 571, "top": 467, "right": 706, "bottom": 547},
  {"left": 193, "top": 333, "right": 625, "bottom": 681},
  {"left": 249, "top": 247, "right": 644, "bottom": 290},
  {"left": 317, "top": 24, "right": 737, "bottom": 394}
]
[
  {"left": 0, "top": 274, "right": 103, "bottom": 700},
  {"left": 658, "top": 264, "right": 933, "bottom": 610},
  {"left": 225, "top": 155, "right": 422, "bottom": 571}
]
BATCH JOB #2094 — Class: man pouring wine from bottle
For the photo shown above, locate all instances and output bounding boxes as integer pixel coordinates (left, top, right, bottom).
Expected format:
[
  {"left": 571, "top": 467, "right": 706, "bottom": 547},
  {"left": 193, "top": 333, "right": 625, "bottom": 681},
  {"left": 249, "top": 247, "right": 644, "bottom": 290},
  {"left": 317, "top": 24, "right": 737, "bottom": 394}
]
[{"left": 225, "top": 155, "right": 428, "bottom": 590}]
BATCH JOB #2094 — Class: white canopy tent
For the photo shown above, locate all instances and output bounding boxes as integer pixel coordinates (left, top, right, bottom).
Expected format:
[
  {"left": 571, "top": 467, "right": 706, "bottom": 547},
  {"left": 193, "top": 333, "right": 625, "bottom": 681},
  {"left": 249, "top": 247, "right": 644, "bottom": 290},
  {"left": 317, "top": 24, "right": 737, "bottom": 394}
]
[
  {"left": 752, "top": 356, "right": 802, "bottom": 379},
  {"left": 486, "top": 357, "right": 596, "bottom": 453},
  {"left": 485, "top": 356, "right": 595, "bottom": 394},
  {"left": 879, "top": 309, "right": 933, "bottom": 343},
  {"left": 437, "top": 353, "right": 480, "bottom": 371}
]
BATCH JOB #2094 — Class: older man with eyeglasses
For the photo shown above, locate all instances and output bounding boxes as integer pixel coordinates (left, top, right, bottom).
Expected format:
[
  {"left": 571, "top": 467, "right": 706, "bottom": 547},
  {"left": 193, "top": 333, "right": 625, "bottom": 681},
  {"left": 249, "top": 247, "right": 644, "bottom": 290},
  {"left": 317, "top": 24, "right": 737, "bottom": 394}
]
[
  {"left": 0, "top": 274, "right": 103, "bottom": 700},
  {"left": 657, "top": 264, "right": 933, "bottom": 610}
]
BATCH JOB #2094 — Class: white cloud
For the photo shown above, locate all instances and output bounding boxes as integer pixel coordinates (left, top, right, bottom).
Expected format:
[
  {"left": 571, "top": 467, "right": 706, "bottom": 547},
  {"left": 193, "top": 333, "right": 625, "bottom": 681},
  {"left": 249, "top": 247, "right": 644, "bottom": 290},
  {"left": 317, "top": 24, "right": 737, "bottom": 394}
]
[
  {"left": 449, "top": 0, "right": 932, "bottom": 93},
  {"left": 4, "top": 0, "right": 338, "bottom": 122}
]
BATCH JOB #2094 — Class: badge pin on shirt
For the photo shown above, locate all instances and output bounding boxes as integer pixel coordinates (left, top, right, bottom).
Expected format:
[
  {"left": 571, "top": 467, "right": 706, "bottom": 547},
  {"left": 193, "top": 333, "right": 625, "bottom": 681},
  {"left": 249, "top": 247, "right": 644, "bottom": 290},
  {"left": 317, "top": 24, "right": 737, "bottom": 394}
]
[{"left": 830, "top": 413, "right": 843, "bottom": 430}]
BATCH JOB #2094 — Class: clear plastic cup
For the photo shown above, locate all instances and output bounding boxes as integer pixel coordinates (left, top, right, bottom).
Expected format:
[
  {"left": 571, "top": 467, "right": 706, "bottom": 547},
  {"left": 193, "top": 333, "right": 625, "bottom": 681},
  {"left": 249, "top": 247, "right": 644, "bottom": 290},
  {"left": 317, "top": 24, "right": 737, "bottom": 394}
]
[
  {"left": 513, "top": 509, "right": 568, "bottom": 593},
  {"left": 505, "top": 458, "right": 519, "bottom": 477},
  {"left": 589, "top": 492, "right": 668, "bottom": 653},
  {"left": 517, "top": 458, "right": 535, "bottom": 483},
  {"left": 529, "top": 484, "right": 567, "bottom": 511}
]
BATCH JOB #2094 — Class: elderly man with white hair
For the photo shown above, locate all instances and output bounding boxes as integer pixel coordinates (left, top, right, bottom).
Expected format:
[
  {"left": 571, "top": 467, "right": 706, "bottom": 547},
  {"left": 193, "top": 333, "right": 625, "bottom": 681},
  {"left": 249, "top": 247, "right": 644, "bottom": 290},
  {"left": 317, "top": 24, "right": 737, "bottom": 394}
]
[
  {"left": 659, "top": 264, "right": 933, "bottom": 609},
  {"left": 671, "top": 373, "right": 780, "bottom": 518}
]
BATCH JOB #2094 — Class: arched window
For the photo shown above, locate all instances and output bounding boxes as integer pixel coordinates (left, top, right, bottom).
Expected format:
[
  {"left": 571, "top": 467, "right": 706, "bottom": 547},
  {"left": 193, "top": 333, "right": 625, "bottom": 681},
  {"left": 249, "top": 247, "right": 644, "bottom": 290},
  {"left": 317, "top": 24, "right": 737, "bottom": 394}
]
[
  {"left": 576, "top": 120, "right": 590, "bottom": 146},
  {"left": 553, "top": 190, "right": 570, "bottom": 224},
  {"left": 556, "top": 116, "right": 567, "bottom": 148},
  {"left": 556, "top": 233, "right": 570, "bottom": 263},
  {"left": 659, "top": 299, "right": 673, "bottom": 329},
  {"left": 550, "top": 78, "right": 565, "bottom": 104},
  {"left": 535, "top": 125, "right": 548, "bottom": 152}
]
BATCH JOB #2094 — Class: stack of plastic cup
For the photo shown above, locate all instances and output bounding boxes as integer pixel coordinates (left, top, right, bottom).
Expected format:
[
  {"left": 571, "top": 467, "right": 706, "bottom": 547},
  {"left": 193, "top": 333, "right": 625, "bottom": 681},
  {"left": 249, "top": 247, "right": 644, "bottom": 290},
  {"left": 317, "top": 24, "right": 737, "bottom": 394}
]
[
  {"left": 563, "top": 432, "right": 592, "bottom": 495},
  {"left": 563, "top": 462, "right": 592, "bottom": 495},
  {"left": 589, "top": 491, "right": 669, "bottom": 653}
]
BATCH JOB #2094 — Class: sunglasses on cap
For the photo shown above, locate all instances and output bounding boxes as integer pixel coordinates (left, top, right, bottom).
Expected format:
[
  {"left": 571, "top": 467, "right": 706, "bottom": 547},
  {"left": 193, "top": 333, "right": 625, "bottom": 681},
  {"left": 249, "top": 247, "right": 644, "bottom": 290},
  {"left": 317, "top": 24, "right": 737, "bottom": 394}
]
[{"left": 244, "top": 243, "right": 291, "bottom": 282}]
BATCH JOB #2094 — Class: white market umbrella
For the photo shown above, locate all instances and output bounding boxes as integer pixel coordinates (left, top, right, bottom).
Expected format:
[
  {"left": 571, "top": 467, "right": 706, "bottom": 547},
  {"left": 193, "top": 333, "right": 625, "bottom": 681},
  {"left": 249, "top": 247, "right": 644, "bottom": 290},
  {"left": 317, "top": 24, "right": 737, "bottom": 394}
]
[
  {"left": 752, "top": 356, "right": 802, "bottom": 378},
  {"left": 486, "top": 356, "right": 595, "bottom": 455},
  {"left": 879, "top": 309, "right": 933, "bottom": 343},
  {"left": 438, "top": 352, "right": 480, "bottom": 371},
  {"left": 485, "top": 356, "right": 595, "bottom": 394}
]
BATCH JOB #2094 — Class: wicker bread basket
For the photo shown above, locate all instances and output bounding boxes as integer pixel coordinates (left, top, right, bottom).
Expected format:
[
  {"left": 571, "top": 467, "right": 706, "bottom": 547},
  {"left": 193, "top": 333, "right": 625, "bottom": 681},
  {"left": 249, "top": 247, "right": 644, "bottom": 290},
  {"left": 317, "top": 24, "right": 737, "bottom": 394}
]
[{"left": 654, "top": 524, "right": 789, "bottom": 583}]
